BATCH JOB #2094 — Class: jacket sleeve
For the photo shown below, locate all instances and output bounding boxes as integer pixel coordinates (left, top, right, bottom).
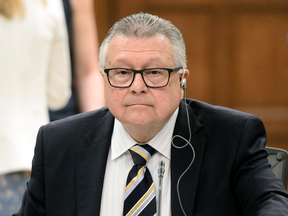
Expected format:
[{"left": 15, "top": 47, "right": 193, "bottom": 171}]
[
  {"left": 13, "top": 126, "right": 46, "bottom": 216},
  {"left": 232, "top": 115, "right": 288, "bottom": 215}
]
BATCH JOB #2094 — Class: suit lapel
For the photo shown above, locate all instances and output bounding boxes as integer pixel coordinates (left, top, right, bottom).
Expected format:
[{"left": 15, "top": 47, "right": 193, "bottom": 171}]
[
  {"left": 76, "top": 111, "right": 114, "bottom": 216},
  {"left": 171, "top": 100, "right": 206, "bottom": 215}
]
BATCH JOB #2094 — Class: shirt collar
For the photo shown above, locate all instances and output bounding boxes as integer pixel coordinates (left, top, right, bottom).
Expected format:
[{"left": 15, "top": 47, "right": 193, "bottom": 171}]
[{"left": 111, "top": 108, "right": 179, "bottom": 160}]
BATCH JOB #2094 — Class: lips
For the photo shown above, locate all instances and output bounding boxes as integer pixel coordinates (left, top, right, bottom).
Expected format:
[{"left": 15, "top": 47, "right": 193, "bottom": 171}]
[
  {"left": 126, "top": 103, "right": 153, "bottom": 107},
  {"left": 127, "top": 104, "right": 151, "bottom": 106}
]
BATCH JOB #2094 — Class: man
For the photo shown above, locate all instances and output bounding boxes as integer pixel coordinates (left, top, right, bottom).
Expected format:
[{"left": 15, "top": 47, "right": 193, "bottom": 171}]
[{"left": 15, "top": 12, "right": 288, "bottom": 215}]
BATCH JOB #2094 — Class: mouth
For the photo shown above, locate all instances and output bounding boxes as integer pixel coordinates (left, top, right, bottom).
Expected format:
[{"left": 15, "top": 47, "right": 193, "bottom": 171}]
[{"left": 126, "top": 103, "right": 153, "bottom": 107}]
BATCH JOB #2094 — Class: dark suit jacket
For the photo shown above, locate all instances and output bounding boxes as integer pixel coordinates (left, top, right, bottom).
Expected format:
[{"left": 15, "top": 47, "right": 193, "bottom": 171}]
[{"left": 15, "top": 99, "right": 288, "bottom": 215}]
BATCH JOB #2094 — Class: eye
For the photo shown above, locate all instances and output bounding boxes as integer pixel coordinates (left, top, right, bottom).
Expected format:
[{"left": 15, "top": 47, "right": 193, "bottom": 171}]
[
  {"left": 119, "top": 70, "right": 127, "bottom": 75},
  {"left": 146, "top": 69, "right": 163, "bottom": 75},
  {"left": 151, "top": 70, "right": 160, "bottom": 75},
  {"left": 114, "top": 69, "right": 131, "bottom": 76},
  {"left": 114, "top": 69, "right": 127, "bottom": 75}
]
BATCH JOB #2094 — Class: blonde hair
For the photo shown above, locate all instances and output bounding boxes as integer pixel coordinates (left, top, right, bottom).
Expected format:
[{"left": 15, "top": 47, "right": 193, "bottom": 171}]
[{"left": 0, "top": 0, "right": 46, "bottom": 19}]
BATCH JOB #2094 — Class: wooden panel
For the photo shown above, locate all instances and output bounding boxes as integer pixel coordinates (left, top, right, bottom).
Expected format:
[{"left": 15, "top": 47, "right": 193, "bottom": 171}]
[
  {"left": 233, "top": 14, "right": 288, "bottom": 106},
  {"left": 231, "top": 10, "right": 288, "bottom": 150},
  {"left": 151, "top": 0, "right": 288, "bottom": 4},
  {"left": 93, "top": 0, "right": 111, "bottom": 44}
]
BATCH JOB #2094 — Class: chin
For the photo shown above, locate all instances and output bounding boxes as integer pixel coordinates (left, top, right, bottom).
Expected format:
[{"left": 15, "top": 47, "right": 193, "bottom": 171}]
[
  {"left": 123, "top": 115, "right": 155, "bottom": 126},
  {"left": 129, "top": 118, "right": 151, "bottom": 125}
]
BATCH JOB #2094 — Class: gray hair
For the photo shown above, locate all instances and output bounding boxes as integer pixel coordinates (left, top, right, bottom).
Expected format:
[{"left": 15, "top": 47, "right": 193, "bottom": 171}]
[{"left": 99, "top": 12, "right": 187, "bottom": 72}]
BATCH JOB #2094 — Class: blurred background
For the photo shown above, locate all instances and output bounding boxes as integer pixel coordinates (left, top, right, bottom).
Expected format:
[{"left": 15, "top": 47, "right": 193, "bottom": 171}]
[{"left": 94, "top": 0, "right": 288, "bottom": 150}]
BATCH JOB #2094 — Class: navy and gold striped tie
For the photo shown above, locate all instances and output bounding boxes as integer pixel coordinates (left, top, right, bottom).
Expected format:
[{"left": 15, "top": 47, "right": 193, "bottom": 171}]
[{"left": 123, "top": 144, "right": 157, "bottom": 216}]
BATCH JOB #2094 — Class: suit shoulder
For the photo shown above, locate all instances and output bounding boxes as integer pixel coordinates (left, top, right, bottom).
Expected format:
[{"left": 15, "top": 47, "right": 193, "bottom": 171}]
[
  {"left": 36, "top": 107, "right": 113, "bottom": 151},
  {"left": 43, "top": 106, "right": 111, "bottom": 132},
  {"left": 186, "top": 99, "right": 262, "bottom": 125}
]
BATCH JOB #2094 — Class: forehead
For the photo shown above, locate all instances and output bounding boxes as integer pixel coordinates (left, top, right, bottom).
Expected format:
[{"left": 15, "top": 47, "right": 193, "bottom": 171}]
[{"left": 106, "top": 35, "right": 174, "bottom": 68}]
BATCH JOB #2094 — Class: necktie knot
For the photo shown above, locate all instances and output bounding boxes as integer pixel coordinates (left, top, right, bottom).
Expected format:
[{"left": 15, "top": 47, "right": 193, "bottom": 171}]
[{"left": 129, "top": 144, "right": 156, "bottom": 165}]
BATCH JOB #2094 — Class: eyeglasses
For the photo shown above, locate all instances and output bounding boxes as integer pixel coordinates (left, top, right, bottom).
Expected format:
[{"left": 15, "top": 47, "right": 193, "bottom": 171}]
[{"left": 103, "top": 67, "right": 183, "bottom": 88}]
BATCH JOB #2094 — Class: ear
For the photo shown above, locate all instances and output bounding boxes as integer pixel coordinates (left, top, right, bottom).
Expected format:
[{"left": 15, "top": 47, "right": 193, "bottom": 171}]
[
  {"left": 183, "top": 69, "right": 189, "bottom": 79},
  {"left": 100, "top": 68, "right": 104, "bottom": 76},
  {"left": 179, "top": 69, "right": 189, "bottom": 85}
]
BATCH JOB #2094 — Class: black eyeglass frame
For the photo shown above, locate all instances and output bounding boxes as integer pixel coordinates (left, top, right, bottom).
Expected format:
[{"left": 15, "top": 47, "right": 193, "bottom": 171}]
[{"left": 103, "top": 67, "right": 183, "bottom": 88}]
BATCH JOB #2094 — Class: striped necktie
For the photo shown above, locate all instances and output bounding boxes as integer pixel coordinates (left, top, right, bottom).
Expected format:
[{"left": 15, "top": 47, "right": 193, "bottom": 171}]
[{"left": 123, "top": 144, "right": 157, "bottom": 216}]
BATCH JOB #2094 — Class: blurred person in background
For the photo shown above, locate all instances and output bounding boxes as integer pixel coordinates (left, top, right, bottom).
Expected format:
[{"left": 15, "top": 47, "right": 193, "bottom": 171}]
[
  {"left": 0, "top": 0, "right": 71, "bottom": 214},
  {"left": 49, "top": 0, "right": 105, "bottom": 121}
]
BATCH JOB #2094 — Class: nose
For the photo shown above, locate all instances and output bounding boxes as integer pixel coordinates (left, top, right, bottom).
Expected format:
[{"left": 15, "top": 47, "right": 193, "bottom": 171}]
[{"left": 130, "top": 73, "right": 148, "bottom": 93}]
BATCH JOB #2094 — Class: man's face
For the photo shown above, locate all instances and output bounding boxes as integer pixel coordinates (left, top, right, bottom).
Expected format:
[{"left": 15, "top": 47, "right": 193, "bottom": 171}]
[{"left": 104, "top": 35, "right": 185, "bottom": 130}]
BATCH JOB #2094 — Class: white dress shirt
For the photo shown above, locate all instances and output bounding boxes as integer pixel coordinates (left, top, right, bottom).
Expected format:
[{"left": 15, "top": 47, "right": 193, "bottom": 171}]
[{"left": 100, "top": 108, "right": 179, "bottom": 215}]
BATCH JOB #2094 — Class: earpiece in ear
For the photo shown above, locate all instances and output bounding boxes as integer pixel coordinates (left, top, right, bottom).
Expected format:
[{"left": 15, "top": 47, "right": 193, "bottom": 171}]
[{"left": 180, "top": 78, "right": 186, "bottom": 88}]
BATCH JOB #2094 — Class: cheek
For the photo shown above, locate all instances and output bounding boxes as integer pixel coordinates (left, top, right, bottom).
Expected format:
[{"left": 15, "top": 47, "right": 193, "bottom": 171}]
[
  {"left": 104, "top": 84, "right": 110, "bottom": 105},
  {"left": 104, "top": 85, "right": 117, "bottom": 108},
  {"left": 154, "top": 88, "right": 182, "bottom": 114},
  {"left": 105, "top": 87, "right": 126, "bottom": 112},
  {"left": 168, "top": 80, "right": 183, "bottom": 99}
]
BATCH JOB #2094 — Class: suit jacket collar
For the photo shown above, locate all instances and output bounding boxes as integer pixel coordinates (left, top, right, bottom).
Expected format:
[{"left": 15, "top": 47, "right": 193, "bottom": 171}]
[{"left": 77, "top": 110, "right": 114, "bottom": 216}]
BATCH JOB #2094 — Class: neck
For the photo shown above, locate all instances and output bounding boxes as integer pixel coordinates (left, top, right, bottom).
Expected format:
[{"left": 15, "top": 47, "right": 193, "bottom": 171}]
[{"left": 123, "top": 123, "right": 166, "bottom": 143}]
